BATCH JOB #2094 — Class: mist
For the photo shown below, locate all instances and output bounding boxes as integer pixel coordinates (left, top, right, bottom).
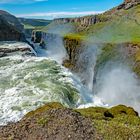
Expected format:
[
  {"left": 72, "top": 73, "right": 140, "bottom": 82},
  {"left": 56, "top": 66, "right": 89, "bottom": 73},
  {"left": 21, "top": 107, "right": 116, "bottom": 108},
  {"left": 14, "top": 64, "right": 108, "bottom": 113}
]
[
  {"left": 94, "top": 63, "right": 140, "bottom": 113},
  {"left": 47, "top": 23, "right": 76, "bottom": 36},
  {"left": 75, "top": 41, "right": 140, "bottom": 113},
  {"left": 76, "top": 43, "right": 99, "bottom": 92},
  {"left": 41, "top": 23, "right": 76, "bottom": 64}
]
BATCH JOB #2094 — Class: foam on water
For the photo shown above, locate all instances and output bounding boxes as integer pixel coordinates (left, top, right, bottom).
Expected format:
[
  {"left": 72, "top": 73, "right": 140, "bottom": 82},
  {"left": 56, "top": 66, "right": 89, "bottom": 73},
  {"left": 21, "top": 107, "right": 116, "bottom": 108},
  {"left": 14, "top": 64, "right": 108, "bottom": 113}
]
[{"left": 0, "top": 42, "right": 98, "bottom": 125}]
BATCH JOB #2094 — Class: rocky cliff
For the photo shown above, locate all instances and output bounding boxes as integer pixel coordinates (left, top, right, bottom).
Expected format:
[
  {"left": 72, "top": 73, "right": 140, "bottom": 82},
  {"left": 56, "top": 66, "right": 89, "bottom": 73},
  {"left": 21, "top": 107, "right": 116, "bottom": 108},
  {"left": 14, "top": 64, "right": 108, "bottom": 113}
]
[
  {"left": 62, "top": 0, "right": 140, "bottom": 71},
  {"left": 54, "top": 16, "right": 97, "bottom": 28},
  {"left": 52, "top": 0, "right": 140, "bottom": 31},
  {"left": 118, "top": 0, "right": 140, "bottom": 9},
  {"left": 0, "top": 10, "right": 24, "bottom": 32},
  {"left": 0, "top": 102, "right": 139, "bottom": 140},
  {"left": 53, "top": 15, "right": 109, "bottom": 32},
  {"left": 18, "top": 18, "right": 52, "bottom": 38},
  {"left": 0, "top": 10, "right": 25, "bottom": 41}
]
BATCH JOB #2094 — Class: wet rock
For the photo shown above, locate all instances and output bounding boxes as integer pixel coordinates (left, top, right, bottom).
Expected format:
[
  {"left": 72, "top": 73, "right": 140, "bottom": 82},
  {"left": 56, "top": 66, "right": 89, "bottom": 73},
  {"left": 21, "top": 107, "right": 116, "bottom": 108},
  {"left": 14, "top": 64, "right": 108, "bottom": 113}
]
[{"left": 0, "top": 43, "right": 35, "bottom": 58}]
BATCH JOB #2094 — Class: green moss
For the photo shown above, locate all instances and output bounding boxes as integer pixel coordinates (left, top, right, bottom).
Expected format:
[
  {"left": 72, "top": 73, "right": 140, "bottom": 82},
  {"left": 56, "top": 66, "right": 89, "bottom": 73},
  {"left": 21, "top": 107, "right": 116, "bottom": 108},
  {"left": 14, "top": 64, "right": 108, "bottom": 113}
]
[
  {"left": 135, "top": 50, "right": 140, "bottom": 62},
  {"left": 94, "top": 118, "right": 140, "bottom": 140},
  {"left": 37, "top": 117, "right": 49, "bottom": 126},
  {"left": 77, "top": 105, "right": 140, "bottom": 139},
  {"left": 64, "top": 34, "right": 85, "bottom": 41},
  {"left": 25, "top": 102, "right": 64, "bottom": 118},
  {"left": 132, "top": 43, "right": 140, "bottom": 76},
  {"left": 79, "top": 5, "right": 140, "bottom": 44},
  {"left": 109, "top": 105, "right": 138, "bottom": 117},
  {"left": 76, "top": 107, "right": 108, "bottom": 120},
  {"left": 96, "top": 43, "right": 117, "bottom": 71},
  {"left": 133, "top": 64, "right": 140, "bottom": 76}
]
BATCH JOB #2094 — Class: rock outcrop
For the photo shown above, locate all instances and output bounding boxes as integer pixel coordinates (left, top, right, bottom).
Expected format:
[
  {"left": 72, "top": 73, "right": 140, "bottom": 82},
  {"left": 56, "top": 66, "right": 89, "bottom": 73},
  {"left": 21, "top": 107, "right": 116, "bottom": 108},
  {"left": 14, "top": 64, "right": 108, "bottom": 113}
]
[
  {"left": 52, "top": 0, "right": 140, "bottom": 30},
  {"left": 0, "top": 10, "right": 25, "bottom": 41},
  {"left": 0, "top": 102, "right": 101, "bottom": 140},
  {"left": 63, "top": 35, "right": 84, "bottom": 70},
  {"left": 18, "top": 18, "right": 52, "bottom": 38},
  {"left": 0, "top": 102, "right": 139, "bottom": 140},
  {"left": 31, "top": 31, "right": 54, "bottom": 48},
  {"left": 0, "top": 10, "right": 24, "bottom": 32},
  {"left": 53, "top": 15, "right": 109, "bottom": 31},
  {"left": 54, "top": 16, "right": 98, "bottom": 27},
  {"left": 118, "top": 0, "right": 140, "bottom": 10},
  {"left": 0, "top": 42, "right": 35, "bottom": 58}
]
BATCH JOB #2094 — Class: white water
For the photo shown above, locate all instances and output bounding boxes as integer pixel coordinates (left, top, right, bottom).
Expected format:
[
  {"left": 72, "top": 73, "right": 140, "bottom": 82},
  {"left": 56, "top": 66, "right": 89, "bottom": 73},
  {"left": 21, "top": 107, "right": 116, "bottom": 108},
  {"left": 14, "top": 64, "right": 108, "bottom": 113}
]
[
  {"left": 76, "top": 44, "right": 99, "bottom": 92},
  {"left": 75, "top": 43, "right": 140, "bottom": 114},
  {"left": 1, "top": 38, "right": 140, "bottom": 126},
  {"left": 29, "top": 35, "right": 67, "bottom": 65},
  {"left": 0, "top": 42, "right": 101, "bottom": 125},
  {"left": 95, "top": 64, "right": 140, "bottom": 113}
]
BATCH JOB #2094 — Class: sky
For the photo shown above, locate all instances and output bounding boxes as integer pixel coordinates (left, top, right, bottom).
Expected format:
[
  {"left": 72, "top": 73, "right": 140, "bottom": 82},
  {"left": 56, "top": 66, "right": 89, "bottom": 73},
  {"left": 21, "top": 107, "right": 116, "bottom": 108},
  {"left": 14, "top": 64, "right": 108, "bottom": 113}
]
[{"left": 0, "top": 0, "right": 123, "bottom": 19}]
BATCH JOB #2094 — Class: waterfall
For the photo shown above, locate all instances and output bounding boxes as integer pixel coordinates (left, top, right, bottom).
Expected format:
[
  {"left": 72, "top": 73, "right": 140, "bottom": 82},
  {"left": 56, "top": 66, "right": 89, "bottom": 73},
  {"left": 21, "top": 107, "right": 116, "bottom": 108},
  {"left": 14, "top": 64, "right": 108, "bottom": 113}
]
[{"left": 0, "top": 41, "right": 99, "bottom": 125}]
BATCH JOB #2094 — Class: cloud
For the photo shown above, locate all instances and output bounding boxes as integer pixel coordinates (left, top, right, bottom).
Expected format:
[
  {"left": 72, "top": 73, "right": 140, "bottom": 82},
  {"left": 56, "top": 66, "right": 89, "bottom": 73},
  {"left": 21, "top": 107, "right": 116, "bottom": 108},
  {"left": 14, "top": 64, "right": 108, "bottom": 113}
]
[
  {"left": 16, "top": 11, "right": 104, "bottom": 19},
  {"left": 0, "top": 0, "right": 48, "bottom": 4}
]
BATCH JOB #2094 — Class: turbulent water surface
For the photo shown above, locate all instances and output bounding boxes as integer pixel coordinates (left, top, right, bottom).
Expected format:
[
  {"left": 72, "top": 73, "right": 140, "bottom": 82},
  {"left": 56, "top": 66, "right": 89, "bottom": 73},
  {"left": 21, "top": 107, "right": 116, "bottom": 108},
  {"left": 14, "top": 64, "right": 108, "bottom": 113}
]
[
  {"left": 1, "top": 40, "right": 140, "bottom": 126},
  {"left": 0, "top": 42, "right": 101, "bottom": 125}
]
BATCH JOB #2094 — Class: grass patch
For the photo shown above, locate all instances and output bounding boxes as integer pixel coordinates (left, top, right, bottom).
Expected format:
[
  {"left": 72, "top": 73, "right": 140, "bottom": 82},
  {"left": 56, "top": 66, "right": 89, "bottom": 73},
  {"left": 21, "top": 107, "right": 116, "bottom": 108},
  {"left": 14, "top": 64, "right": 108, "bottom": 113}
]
[{"left": 77, "top": 105, "right": 140, "bottom": 139}]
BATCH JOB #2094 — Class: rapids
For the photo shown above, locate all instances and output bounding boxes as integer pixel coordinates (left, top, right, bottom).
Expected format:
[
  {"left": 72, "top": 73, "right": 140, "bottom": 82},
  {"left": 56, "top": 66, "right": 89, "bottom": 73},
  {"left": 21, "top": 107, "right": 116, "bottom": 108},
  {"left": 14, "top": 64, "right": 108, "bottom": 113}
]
[{"left": 0, "top": 41, "right": 102, "bottom": 125}]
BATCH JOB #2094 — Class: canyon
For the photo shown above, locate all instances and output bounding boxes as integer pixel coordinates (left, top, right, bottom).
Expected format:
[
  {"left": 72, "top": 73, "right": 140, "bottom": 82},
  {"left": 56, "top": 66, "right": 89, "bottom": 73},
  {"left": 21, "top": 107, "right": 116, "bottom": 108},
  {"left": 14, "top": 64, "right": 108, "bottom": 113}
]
[{"left": 0, "top": 0, "right": 140, "bottom": 139}]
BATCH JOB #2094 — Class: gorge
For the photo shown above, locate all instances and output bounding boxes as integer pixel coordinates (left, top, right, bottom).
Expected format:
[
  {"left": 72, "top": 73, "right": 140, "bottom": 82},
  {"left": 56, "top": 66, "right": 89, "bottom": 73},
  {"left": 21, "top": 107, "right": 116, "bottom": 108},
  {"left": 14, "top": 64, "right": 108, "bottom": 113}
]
[{"left": 0, "top": 0, "right": 140, "bottom": 139}]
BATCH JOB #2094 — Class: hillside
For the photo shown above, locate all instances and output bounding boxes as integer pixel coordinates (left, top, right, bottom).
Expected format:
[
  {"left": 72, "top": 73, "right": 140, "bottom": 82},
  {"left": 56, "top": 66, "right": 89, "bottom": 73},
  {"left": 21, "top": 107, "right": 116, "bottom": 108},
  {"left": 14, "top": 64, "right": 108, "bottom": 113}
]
[
  {"left": 58, "top": 1, "right": 140, "bottom": 76},
  {"left": 18, "top": 18, "right": 52, "bottom": 38},
  {"left": 1, "top": 0, "right": 140, "bottom": 139},
  {"left": 18, "top": 18, "right": 51, "bottom": 30},
  {"left": 0, "top": 10, "right": 25, "bottom": 41}
]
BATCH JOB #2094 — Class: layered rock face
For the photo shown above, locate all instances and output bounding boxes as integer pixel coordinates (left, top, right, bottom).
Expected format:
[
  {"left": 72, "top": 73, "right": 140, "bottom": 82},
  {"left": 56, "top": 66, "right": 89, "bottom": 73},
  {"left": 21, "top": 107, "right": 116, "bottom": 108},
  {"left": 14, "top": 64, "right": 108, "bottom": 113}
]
[
  {"left": 53, "top": 15, "right": 108, "bottom": 30},
  {"left": 0, "top": 10, "right": 25, "bottom": 41},
  {"left": 63, "top": 36, "right": 83, "bottom": 70},
  {"left": 31, "top": 31, "right": 53, "bottom": 48},
  {"left": 118, "top": 0, "right": 140, "bottom": 9},
  {"left": 53, "top": 0, "right": 140, "bottom": 29},
  {"left": 54, "top": 16, "right": 97, "bottom": 27}
]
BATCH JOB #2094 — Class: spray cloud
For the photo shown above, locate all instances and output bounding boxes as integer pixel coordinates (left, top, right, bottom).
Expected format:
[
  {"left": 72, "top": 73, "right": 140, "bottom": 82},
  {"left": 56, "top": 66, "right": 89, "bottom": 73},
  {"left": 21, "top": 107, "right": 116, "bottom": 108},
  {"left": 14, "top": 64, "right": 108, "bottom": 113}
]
[
  {"left": 95, "top": 63, "right": 140, "bottom": 113},
  {"left": 42, "top": 23, "right": 76, "bottom": 64},
  {"left": 76, "top": 43, "right": 99, "bottom": 92}
]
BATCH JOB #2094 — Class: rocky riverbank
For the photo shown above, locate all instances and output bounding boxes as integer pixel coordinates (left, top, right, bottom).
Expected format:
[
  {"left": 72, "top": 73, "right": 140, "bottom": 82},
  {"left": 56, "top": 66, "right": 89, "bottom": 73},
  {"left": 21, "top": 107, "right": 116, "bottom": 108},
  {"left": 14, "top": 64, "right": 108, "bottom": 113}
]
[{"left": 0, "top": 102, "right": 139, "bottom": 140}]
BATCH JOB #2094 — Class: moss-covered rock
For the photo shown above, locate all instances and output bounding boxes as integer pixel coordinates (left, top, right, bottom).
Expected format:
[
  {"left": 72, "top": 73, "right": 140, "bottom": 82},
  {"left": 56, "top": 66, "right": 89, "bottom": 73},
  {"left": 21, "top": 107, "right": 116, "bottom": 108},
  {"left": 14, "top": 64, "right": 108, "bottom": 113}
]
[
  {"left": 109, "top": 105, "right": 139, "bottom": 117},
  {"left": 77, "top": 104, "right": 140, "bottom": 140},
  {"left": 77, "top": 104, "right": 138, "bottom": 120},
  {"left": 76, "top": 107, "right": 108, "bottom": 120},
  {"left": 63, "top": 34, "right": 84, "bottom": 70},
  {"left": 0, "top": 103, "right": 140, "bottom": 139},
  {"left": 0, "top": 103, "right": 100, "bottom": 140},
  {"left": 25, "top": 102, "right": 64, "bottom": 118}
]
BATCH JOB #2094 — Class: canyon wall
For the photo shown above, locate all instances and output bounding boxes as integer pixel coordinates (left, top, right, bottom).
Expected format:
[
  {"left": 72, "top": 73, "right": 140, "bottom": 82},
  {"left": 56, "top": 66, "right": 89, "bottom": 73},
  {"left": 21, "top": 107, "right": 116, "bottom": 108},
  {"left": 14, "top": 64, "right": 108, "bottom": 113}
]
[{"left": 0, "top": 10, "right": 25, "bottom": 41}]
